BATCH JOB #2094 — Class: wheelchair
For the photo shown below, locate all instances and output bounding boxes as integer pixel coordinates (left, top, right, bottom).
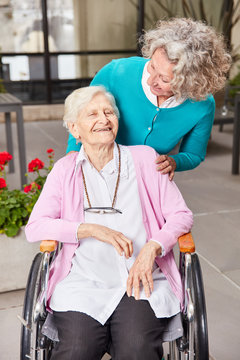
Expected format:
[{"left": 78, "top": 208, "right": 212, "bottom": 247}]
[{"left": 20, "top": 233, "right": 209, "bottom": 360}]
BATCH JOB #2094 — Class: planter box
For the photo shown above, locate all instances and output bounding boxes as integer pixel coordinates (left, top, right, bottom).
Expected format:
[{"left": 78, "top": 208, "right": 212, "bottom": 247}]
[{"left": 0, "top": 227, "right": 40, "bottom": 292}]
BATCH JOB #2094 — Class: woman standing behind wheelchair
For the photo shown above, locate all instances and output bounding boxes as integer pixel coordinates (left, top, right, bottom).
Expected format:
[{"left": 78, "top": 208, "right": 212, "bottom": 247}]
[
  {"left": 26, "top": 86, "right": 193, "bottom": 360},
  {"left": 67, "top": 17, "right": 231, "bottom": 180}
]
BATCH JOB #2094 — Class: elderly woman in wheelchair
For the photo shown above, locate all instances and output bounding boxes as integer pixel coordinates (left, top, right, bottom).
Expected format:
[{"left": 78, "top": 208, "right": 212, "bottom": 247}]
[{"left": 24, "top": 85, "right": 197, "bottom": 360}]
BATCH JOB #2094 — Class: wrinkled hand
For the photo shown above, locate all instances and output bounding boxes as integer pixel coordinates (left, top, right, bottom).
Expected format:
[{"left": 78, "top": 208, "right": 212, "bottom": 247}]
[
  {"left": 77, "top": 223, "right": 133, "bottom": 258},
  {"left": 155, "top": 155, "right": 176, "bottom": 181},
  {"left": 127, "top": 241, "right": 162, "bottom": 300}
]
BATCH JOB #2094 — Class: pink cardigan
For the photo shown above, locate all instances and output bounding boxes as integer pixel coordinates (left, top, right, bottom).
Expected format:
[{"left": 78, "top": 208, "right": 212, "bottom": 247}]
[{"left": 25, "top": 145, "right": 193, "bottom": 307}]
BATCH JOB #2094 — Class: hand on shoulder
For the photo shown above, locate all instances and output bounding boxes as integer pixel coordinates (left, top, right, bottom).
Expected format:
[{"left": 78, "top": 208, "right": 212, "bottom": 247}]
[{"left": 155, "top": 155, "right": 176, "bottom": 181}]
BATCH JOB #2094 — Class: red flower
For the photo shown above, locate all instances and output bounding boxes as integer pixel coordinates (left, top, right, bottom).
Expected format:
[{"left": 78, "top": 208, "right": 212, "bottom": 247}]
[
  {"left": 24, "top": 182, "right": 41, "bottom": 193},
  {"left": 0, "top": 178, "right": 7, "bottom": 189},
  {"left": 0, "top": 151, "right": 13, "bottom": 165},
  {"left": 28, "top": 158, "right": 44, "bottom": 172},
  {"left": 0, "top": 164, "right": 4, "bottom": 171},
  {"left": 47, "top": 148, "right": 54, "bottom": 154},
  {"left": 47, "top": 148, "right": 54, "bottom": 158},
  {"left": 23, "top": 184, "right": 31, "bottom": 193}
]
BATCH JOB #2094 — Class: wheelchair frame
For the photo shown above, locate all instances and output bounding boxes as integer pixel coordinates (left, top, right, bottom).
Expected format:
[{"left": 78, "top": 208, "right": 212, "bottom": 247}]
[{"left": 20, "top": 233, "right": 209, "bottom": 360}]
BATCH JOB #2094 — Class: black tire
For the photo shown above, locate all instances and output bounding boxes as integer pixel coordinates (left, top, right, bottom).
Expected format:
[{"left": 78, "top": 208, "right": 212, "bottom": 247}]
[
  {"left": 191, "top": 253, "right": 209, "bottom": 360},
  {"left": 20, "top": 252, "right": 52, "bottom": 360}
]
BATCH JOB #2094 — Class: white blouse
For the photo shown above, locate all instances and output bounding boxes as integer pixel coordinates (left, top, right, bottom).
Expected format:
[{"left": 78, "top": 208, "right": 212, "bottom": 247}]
[{"left": 50, "top": 144, "right": 180, "bottom": 324}]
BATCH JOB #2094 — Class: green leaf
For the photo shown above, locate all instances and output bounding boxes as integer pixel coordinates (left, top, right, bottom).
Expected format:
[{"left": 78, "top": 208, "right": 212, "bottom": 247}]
[
  {"left": 0, "top": 208, "right": 9, "bottom": 218},
  {"left": 10, "top": 209, "right": 19, "bottom": 222},
  {"left": 9, "top": 198, "right": 17, "bottom": 204},
  {"left": 21, "top": 209, "right": 28, "bottom": 217},
  {"left": 5, "top": 224, "right": 19, "bottom": 237}
]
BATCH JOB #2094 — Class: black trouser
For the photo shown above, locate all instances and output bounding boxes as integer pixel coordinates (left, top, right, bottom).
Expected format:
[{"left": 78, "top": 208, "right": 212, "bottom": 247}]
[{"left": 50, "top": 294, "right": 168, "bottom": 360}]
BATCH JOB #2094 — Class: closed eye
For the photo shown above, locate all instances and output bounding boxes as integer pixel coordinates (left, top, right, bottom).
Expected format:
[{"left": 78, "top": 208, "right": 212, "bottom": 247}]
[
  {"left": 87, "top": 112, "right": 97, "bottom": 117},
  {"left": 105, "top": 110, "right": 114, "bottom": 116},
  {"left": 161, "top": 78, "right": 170, "bottom": 83}
]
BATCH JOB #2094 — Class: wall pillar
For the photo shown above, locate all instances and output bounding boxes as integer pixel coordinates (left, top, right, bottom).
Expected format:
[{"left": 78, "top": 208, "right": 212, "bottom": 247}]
[{"left": 73, "top": 0, "right": 88, "bottom": 77}]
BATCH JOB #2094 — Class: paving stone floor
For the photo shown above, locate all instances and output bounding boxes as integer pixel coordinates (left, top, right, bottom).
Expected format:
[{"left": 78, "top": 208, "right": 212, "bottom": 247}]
[{"left": 0, "top": 120, "right": 239, "bottom": 359}]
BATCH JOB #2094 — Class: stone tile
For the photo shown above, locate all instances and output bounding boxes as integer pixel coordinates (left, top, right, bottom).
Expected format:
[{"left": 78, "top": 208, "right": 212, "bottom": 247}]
[
  {"left": 0, "top": 294, "right": 23, "bottom": 360},
  {"left": 24, "top": 120, "right": 68, "bottom": 163},
  {"left": 0, "top": 289, "right": 24, "bottom": 309},
  {"left": 199, "top": 256, "right": 240, "bottom": 360},
  {"left": 177, "top": 177, "right": 240, "bottom": 214},
  {"left": 0, "top": 121, "right": 68, "bottom": 190},
  {"left": 224, "top": 269, "right": 240, "bottom": 287},
  {"left": 191, "top": 212, "right": 240, "bottom": 274},
  {"left": 175, "top": 153, "right": 240, "bottom": 215}
]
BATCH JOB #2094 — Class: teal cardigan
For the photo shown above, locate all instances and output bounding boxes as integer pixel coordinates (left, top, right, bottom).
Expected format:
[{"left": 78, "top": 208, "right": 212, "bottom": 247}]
[{"left": 67, "top": 57, "right": 215, "bottom": 171}]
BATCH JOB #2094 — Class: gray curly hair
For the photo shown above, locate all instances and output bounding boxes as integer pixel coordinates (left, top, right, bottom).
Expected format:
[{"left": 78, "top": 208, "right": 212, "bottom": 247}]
[{"left": 140, "top": 17, "right": 232, "bottom": 100}]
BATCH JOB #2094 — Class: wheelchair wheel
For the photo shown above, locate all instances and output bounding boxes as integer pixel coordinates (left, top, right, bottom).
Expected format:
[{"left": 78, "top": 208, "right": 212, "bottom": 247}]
[
  {"left": 191, "top": 253, "right": 209, "bottom": 360},
  {"left": 176, "top": 252, "right": 209, "bottom": 360},
  {"left": 20, "top": 252, "right": 53, "bottom": 360}
]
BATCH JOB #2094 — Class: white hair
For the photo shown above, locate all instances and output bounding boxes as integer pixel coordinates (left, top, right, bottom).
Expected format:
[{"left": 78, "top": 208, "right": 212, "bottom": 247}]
[{"left": 63, "top": 86, "right": 119, "bottom": 127}]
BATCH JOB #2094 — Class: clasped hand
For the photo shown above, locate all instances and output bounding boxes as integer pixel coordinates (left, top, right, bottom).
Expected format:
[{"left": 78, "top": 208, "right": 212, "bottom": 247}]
[
  {"left": 78, "top": 224, "right": 161, "bottom": 300},
  {"left": 77, "top": 223, "right": 133, "bottom": 258}
]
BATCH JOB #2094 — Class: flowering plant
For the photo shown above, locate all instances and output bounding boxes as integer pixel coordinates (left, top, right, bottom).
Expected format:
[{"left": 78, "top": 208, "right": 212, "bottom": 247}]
[{"left": 0, "top": 149, "right": 55, "bottom": 237}]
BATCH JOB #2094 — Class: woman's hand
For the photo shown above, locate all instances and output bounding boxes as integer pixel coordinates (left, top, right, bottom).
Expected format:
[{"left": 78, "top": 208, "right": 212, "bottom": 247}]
[
  {"left": 126, "top": 241, "right": 162, "bottom": 300},
  {"left": 77, "top": 223, "right": 133, "bottom": 259},
  {"left": 155, "top": 155, "right": 176, "bottom": 181}
]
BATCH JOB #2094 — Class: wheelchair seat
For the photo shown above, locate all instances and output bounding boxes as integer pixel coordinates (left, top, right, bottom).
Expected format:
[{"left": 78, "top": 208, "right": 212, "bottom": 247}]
[{"left": 20, "top": 233, "right": 209, "bottom": 360}]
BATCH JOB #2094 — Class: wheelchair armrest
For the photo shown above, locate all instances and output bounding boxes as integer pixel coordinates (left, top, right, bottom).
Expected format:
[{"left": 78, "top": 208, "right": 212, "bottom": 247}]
[
  {"left": 40, "top": 240, "right": 58, "bottom": 253},
  {"left": 178, "top": 233, "right": 195, "bottom": 253}
]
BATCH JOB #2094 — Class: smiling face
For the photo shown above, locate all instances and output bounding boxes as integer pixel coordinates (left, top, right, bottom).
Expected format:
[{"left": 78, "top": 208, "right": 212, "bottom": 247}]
[
  {"left": 69, "top": 92, "right": 119, "bottom": 148},
  {"left": 147, "top": 48, "right": 175, "bottom": 100}
]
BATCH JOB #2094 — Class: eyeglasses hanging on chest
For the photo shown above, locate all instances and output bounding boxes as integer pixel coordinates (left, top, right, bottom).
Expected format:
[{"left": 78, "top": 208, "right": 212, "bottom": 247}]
[{"left": 81, "top": 144, "right": 122, "bottom": 215}]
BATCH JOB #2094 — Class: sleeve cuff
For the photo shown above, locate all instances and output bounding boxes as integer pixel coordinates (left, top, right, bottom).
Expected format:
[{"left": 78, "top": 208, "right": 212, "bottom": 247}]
[
  {"left": 76, "top": 222, "right": 82, "bottom": 243},
  {"left": 149, "top": 238, "right": 165, "bottom": 257}
]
